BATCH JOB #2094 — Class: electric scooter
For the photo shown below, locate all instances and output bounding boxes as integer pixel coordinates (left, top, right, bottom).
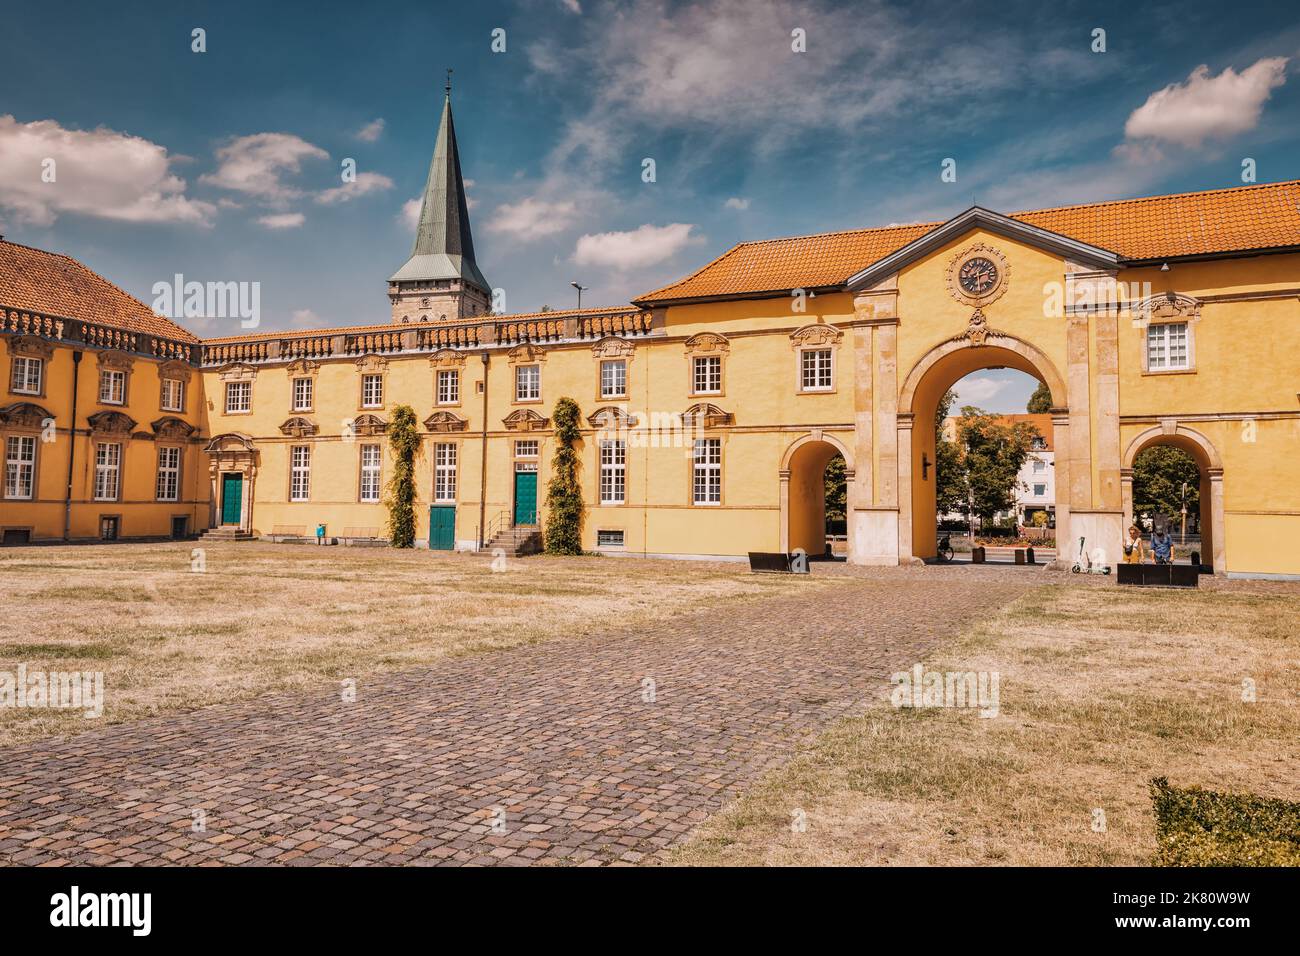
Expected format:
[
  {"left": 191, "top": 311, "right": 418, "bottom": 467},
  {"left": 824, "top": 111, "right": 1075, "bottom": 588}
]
[{"left": 1070, "top": 536, "right": 1111, "bottom": 574}]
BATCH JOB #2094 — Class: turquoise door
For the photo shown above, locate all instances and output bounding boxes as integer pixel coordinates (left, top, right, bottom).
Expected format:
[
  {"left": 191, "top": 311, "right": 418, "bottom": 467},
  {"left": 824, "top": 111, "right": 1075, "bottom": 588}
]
[
  {"left": 429, "top": 505, "right": 456, "bottom": 550},
  {"left": 514, "top": 471, "right": 538, "bottom": 526},
  {"left": 221, "top": 473, "right": 243, "bottom": 525}
]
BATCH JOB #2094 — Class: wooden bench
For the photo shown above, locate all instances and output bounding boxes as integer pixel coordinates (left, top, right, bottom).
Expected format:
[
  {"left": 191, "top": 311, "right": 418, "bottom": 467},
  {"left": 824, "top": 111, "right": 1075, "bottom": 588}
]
[
  {"left": 271, "top": 525, "right": 306, "bottom": 537},
  {"left": 1117, "top": 563, "right": 1199, "bottom": 588},
  {"left": 747, "top": 551, "right": 810, "bottom": 574}
]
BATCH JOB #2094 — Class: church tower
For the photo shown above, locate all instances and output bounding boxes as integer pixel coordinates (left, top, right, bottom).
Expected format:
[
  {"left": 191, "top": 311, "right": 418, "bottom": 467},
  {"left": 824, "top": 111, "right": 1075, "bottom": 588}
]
[{"left": 388, "top": 79, "right": 491, "bottom": 324}]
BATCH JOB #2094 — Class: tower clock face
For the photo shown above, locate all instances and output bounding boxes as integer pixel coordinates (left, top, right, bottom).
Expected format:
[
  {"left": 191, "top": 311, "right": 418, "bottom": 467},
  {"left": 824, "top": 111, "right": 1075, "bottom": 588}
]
[{"left": 959, "top": 257, "right": 999, "bottom": 296}]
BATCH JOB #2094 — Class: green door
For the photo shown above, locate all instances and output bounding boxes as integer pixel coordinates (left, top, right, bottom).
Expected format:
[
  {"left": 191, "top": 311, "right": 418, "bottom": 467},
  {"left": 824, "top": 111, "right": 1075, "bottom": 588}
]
[
  {"left": 429, "top": 505, "right": 456, "bottom": 550},
  {"left": 221, "top": 473, "right": 243, "bottom": 525},
  {"left": 514, "top": 470, "right": 538, "bottom": 526}
]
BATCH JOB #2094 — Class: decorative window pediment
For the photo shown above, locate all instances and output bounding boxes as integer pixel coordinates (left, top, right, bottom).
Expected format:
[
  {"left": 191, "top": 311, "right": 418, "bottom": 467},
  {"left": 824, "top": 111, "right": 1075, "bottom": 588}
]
[
  {"left": 683, "top": 332, "right": 729, "bottom": 355},
  {"left": 591, "top": 336, "right": 635, "bottom": 361},
  {"left": 0, "top": 401, "right": 54, "bottom": 428},
  {"left": 423, "top": 410, "right": 468, "bottom": 432},
  {"left": 3, "top": 335, "right": 54, "bottom": 360},
  {"left": 279, "top": 416, "right": 319, "bottom": 438},
  {"left": 351, "top": 414, "right": 388, "bottom": 437},
  {"left": 429, "top": 348, "right": 467, "bottom": 369},
  {"left": 218, "top": 362, "right": 258, "bottom": 383},
  {"left": 503, "top": 408, "right": 550, "bottom": 432},
  {"left": 587, "top": 406, "right": 640, "bottom": 429},
  {"left": 203, "top": 432, "right": 256, "bottom": 455},
  {"left": 96, "top": 350, "right": 134, "bottom": 372},
  {"left": 285, "top": 358, "right": 321, "bottom": 378},
  {"left": 507, "top": 342, "right": 547, "bottom": 365},
  {"left": 790, "top": 323, "right": 843, "bottom": 348},
  {"left": 158, "top": 359, "right": 193, "bottom": 383},
  {"left": 86, "top": 410, "right": 137, "bottom": 434},
  {"left": 1132, "top": 291, "right": 1201, "bottom": 324},
  {"left": 681, "top": 402, "right": 734, "bottom": 428},
  {"left": 152, "top": 416, "right": 197, "bottom": 440},
  {"left": 355, "top": 354, "right": 389, "bottom": 374}
]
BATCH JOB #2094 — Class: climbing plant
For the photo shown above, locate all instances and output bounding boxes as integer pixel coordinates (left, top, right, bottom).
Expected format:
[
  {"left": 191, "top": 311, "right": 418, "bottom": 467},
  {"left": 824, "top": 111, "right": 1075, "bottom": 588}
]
[
  {"left": 385, "top": 404, "right": 420, "bottom": 548},
  {"left": 544, "top": 397, "right": 584, "bottom": 555}
]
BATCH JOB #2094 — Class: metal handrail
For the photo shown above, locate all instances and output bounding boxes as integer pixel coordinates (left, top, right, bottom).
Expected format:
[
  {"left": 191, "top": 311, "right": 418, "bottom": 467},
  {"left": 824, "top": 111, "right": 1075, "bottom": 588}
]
[{"left": 481, "top": 509, "right": 513, "bottom": 551}]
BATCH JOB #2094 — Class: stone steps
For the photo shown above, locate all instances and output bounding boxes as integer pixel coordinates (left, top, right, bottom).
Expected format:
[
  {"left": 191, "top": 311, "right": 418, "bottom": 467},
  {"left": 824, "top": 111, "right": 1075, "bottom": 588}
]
[{"left": 485, "top": 526, "right": 542, "bottom": 556}]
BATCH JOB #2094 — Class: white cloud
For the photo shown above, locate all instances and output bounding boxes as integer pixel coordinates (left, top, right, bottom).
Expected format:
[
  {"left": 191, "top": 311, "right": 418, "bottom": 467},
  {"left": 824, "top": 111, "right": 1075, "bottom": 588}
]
[
  {"left": 200, "top": 132, "right": 329, "bottom": 202},
  {"left": 950, "top": 375, "right": 1006, "bottom": 408},
  {"left": 290, "top": 308, "right": 322, "bottom": 328},
  {"left": 399, "top": 196, "right": 422, "bottom": 230},
  {"left": 257, "top": 212, "right": 305, "bottom": 229},
  {"left": 488, "top": 197, "right": 578, "bottom": 240},
  {"left": 0, "top": 114, "right": 215, "bottom": 227},
  {"left": 1122, "top": 57, "right": 1288, "bottom": 149},
  {"left": 315, "top": 171, "right": 395, "bottom": 205},
  {"left": 574, "top": 222, "right": 699, "bottom": 270},
  {"left": 355, "top": 118, "right": 385, "bottom": 142},
  {"left": 561, "top": 0, "right": 582, "bottom": 12},
  {"left": 724, "top": 197, "right": 750, "bottom": 210}
]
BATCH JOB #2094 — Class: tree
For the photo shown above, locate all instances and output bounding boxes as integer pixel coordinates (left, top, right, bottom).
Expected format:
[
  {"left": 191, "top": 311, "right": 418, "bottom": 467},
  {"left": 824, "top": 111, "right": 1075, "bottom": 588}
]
[
  {"left": 385, "top": 404, "right": 420, "bottom": 547},
  {"left": 956, "top": 409, "right": 1037, "bottom": 525},
  {"left": 1026, "top": 381, "right": 1053, "bottom": 413},
  {"left": 544, "top": 397, "right": 584, "bottom": 555},
  {"left": 933, "top": 389, "right": 966, "bottom": 516},
  {"left": 1132, "top": 445, "right": 1200, "bottom": 524},
  {"left": 824, "top": 454, "right": 847, "bottom": 527}
]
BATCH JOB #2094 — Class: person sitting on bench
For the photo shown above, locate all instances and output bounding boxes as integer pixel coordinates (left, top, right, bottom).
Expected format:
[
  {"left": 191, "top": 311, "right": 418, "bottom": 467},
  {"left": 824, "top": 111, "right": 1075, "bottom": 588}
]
[{"left": 1151, "top": 528, "right": 1174, "bottom": 565}]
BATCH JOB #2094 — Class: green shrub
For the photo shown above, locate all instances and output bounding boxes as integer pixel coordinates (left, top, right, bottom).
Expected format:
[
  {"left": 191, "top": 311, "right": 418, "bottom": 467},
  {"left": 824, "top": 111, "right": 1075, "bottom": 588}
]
[
  {"left": 385, "top": 405, "right": 420, "bottom": 548},
  {"left": 1150, "top": 776, "right": 1300, "bottom": 866},
  {"left": 544, "top": 397, "right": 584, "bottom": 555}
]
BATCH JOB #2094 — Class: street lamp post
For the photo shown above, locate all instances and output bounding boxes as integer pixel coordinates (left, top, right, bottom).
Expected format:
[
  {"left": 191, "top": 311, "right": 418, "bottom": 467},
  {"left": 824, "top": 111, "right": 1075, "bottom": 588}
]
[{"left": 570, "top": 281, "right": 588, "bottom": 310}]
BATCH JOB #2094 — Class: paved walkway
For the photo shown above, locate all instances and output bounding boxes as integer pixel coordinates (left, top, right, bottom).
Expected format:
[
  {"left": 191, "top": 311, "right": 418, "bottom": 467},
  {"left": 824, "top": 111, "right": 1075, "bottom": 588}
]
[{"left": 0, "top": 567, "right": 1036, "bottom": 866}]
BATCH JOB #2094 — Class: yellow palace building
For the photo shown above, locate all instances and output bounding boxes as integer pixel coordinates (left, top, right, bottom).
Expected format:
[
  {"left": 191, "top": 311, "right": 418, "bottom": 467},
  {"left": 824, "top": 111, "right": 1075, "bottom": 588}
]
[{"left": 3, "top": 91, "right": 1300, "bottom": 577}]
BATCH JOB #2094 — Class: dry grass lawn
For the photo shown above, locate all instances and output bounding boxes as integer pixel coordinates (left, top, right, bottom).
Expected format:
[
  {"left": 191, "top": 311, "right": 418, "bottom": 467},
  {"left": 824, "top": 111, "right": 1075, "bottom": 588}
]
[
  {"left": 671, "top": 582, "right": 1300, "bottom": 866},
  {"left": 0, "top": 541, "right": 836, "bottom": 746}
]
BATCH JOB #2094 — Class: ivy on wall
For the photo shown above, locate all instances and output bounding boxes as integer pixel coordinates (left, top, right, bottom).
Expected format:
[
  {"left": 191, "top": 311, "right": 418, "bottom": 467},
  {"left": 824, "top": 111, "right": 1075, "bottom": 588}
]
[
  {"left": 385, "top": 404, "right": 419, "bottom": 548},
  {"left": 544, "top": 397, "right": 584, "bottom": 555}
]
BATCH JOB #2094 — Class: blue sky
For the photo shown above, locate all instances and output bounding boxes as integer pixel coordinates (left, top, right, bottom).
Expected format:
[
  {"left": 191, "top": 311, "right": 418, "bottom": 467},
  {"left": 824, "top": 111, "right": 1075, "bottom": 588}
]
[{"left": 3, "top": 0, "right": 1298, "bottom": 410}]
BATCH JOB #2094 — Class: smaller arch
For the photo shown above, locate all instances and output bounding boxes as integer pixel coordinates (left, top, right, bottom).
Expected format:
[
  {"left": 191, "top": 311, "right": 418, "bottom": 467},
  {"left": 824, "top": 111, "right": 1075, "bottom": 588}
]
[
  {"left": 1122, "top": 423, "right": 1222, "bottom": 470},
  {"left": 780, "top": 431, "right": 854, "bottom": 474}
]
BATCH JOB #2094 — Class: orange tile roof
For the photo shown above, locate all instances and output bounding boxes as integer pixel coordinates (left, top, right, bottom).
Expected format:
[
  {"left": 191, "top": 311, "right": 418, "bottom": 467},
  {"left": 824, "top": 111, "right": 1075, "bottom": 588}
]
[
  {"left": 639, "top": 180, "right": 1300, "bottom": 304},
  {"left": 201, "top": 305, "right": 644, "bottom": 344},
  {"left": 0, "top": 239, "right": 199, "bottom": 343}
]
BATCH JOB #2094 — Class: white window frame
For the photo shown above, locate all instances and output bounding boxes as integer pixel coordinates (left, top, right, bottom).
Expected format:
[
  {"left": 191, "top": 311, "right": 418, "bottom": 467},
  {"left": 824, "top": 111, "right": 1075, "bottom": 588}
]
[
  {"left": 692, "top": 355, "right": 722, "bottom": 395},
  {"left": 290, "top": 445, "right": 311, "bottom": 502},
  {"left": 359, "top": 443, "right": 381, "bottom": 503},
  {"left": 292, "top": 377, "right": 314, "bottom": 412},
  {"left": 94, "top": 442, "right": 121, "bottom": 502},
  {"left": 600, "top": 359, "right": 627, "bottom": 399},
  {"left": 10, "top": 356, "right": 43, "bottom": 395},
  {"left": 693, "top": 437, "right": 721, "bottom": 505},
  {"left": 1145, "top": 321, "right": 1190, "bottom": 372},
  {"left": 1032, "top": 483, "right": 1047, "bottom": 497},
  {"left": 515, "top": 364, "right": 541, "bottom": 402},
  {"left": 98, "top": 368, "right": 126, "bottom": 405},
  {"left": 361, "top": 373, "right": 384, "bottom": 409},
  {"left": 4, "top": 435, "right": 36, "bottom": 500},
  {"left": 156, "top": 445, "right": 181, "bottom": 502},
  {"left": 434, "top": 442, "right": 457, "bottom": 502},
  {"left": 799, "top": 347, "right": 834, "bottom": 392},
  {"left": 599, "top": 439, "right": 626, "bottom": 505},
  {"left": 514, "top": 439, "right": 539, "bottom": 459},
  {"left": 160, "top": 377, "right": 184, "bottom": 412},
  {"left": 437, "top": 369, "right": 460, "bottom": 405},
  {"left": 596, "top": 529, "right": 625, "bottom": 548},
  {"left": 225, "top": 380, "right": 251, "bottom": 414}
]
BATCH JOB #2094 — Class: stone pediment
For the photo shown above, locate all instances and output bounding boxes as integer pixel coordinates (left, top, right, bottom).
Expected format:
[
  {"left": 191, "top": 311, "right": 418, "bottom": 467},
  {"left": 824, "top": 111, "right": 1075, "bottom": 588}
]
[
  {"left": 790, "top": 323, "right": 843, "bottom": 348},
  {"left": 86, "top": 410, "right": 137, "bottom": 434},
  {"left": 351, "top": 414, "right": 388, "bottom": 437},
  {"left": 424, "top": 410, "right": 468, "bottom": 432},
  {"left": 503, "top": 408, "right": 550, "bottom": 432},
  {"left": 0, "top": 402, "right": 54, "bottom": 428},
  {"left": 591, "top": 336, "right": 636, "bottom": 361},
  {"left": 152, "top": 416, "right": 198, "bottom": 440},
  {"left": 279, "top": 416, "right": 319, "bottom": 438},
  {"left": 681, "top": 402, "right": 734, "bottom": 428},
  {"left": 587, "top": 406, "right": 640, "bottom": 429}
]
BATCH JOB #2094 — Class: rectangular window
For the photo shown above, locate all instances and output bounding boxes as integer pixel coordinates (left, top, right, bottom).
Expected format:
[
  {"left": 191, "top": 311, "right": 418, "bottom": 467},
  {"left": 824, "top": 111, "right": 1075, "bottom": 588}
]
[
  {"left": 292, "top": 377, "right": 313, "bottom": 412},
  {"left": 99, "top": 369, "right": 125, "bottom": 405},
  {"left": 1033, "top": 483, "right": 1047, "bottom": 497},
  {"left": 599, "top": 439, "right": 626, "bottom": 504},
  {"left": 1146, "top": 322, "right": 1189, "bottom": 371},
  {"left": 800, "top": 348, "right": 833, "bottom": 391},
  {"left": 10, "top": 356, "right": 43, "bottom": 395},
  {"left": 437, "top": 369, "right": 460, "bottom": 405},
  {"left": 5, "top": 435, "right": 36, "bottom": 499},
  {"left": 597, "top": 529, "right": 625, "bottom": 548},
  {"left": 1032, "top": 459, "right": 1046, "bottom": 473},
  {"left": 359, "top": 444, "right": 381, "bottom": 503},
  {"left": 693, "top": 355, "right": 722, "bottom": 395},
  {"left": 693, "top": 437, "right": 721, "bottom": 505},
  {"left": 160, "top": 378, "right": 184, "bottom": 412},
  {"left": 600, "top": 359, "right": 627, "bottom": 399},
  {"left": 514, "top": 439, "right": 539, "bottom": 459},
  {"left": 434, "top": 443, "right": 457, "bottom": 502},
  {"left": 94, "top": 442, "right": 121, "bottom": 501},
  {"left": 225, "top": 380, "right": 251, "bottom": 413},
  {"left": 361, "top": 373, "right": 384, "bottom": 408},
  {"left": 290, "top": 445, "right": 311, "bottom": 501},
  {"left": 156, "top": 446, "right": 181, "bottom": 501},
  {"left": 515, "top": 365, "right": 541, "bottom": 402}
]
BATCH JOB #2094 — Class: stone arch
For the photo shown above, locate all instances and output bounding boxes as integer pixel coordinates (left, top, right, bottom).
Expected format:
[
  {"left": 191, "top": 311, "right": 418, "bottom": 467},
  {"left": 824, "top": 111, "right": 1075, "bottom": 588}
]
[
  {"left": 1121, "top": 423, "right": 1225, "bottom": 573},
  {"left": 780, "top": 431, "right": 856, "bottom": 556},
  {"left": 898, "top": 332, "right": 1067, "bottom": 416}
]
